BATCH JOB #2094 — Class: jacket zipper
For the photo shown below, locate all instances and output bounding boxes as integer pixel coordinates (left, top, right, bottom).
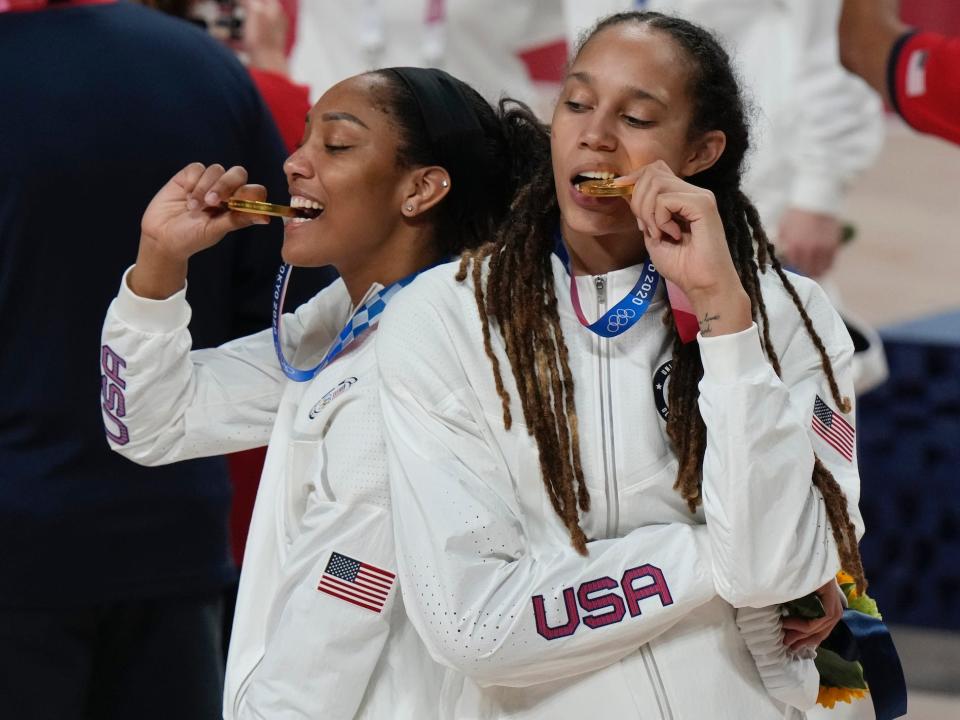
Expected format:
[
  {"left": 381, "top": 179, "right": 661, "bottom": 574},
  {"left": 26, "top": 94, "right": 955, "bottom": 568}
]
[
  {"left": 641, "top": 645, "right": 675, "bottom": 720},
  {"left": 232, "top": 655, "right": 264, "bottom": 718},
  {"left": 596, "top": 275, "right": 673, "bottom": 718},
  {"left": 594, "top": 276, "right": 618, "bottom": 537}
]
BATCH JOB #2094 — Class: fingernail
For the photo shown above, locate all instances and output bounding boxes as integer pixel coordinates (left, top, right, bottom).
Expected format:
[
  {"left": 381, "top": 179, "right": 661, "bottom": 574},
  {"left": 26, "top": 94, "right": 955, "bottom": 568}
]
[
  {"left": 205, "top": 191, "right": 220, "bottom": 205},
  {"left": 186, "top": 198, "right": 199, "bottom": 211}
]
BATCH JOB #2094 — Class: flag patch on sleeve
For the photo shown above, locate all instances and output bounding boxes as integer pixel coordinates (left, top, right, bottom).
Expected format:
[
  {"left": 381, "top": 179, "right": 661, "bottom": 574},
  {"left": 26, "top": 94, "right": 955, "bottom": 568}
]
[
  {"left": 811, "top": 395, "right": 855, "bottom": 462},
  {"left": 318, "top": 552, "right": 395, "bottom": 613}
]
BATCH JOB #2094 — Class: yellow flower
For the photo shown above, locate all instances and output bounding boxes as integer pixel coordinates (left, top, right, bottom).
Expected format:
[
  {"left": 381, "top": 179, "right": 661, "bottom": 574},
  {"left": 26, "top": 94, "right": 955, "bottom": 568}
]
[
  {"left": 836, "top": 570, "right": 858, "bottom": 598},
  {"left": 817, "top": 685, "right": 868, "bottom": 709}
]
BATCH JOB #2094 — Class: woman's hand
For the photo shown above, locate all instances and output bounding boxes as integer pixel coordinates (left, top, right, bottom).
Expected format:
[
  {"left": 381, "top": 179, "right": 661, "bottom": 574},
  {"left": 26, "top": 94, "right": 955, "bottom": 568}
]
[
  {"left": 132, "top": 163, "right": 269, "bottom": 299},
  {"left": 619, "top": 161, "right": 752, "bottom": 337},
  {"left": 781, "top": 579, "right": 844, "bottom": 651},
  {"left": 777, "top": 208, "right": 842, "bottom": 279},
  {"left": 140, "top": 162, "right": 268, "bottom": 261}
]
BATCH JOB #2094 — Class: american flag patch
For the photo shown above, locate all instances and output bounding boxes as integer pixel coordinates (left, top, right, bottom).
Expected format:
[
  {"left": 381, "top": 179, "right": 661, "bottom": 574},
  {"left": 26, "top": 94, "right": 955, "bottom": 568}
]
[
  {"left": 811, "top": 396, "right": 855, "bottom": 462},
  {"left": 318, "top": 552, "right": 395, "bottom": 613}
]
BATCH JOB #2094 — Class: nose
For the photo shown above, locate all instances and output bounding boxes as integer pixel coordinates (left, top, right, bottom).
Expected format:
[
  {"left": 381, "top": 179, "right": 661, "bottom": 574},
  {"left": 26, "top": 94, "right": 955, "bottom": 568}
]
[
  {"left": 578, "top": 113, "right": 618, "bottom": 152},
  {"left": 283, "top": 146, "right": 312, "bottom": 182}
]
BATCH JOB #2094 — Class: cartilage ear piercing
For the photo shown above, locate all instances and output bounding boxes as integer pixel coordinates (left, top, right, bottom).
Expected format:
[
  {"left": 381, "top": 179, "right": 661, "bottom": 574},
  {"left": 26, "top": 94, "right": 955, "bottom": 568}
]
[{"left": 441, "top": 180, "right": 448, "bottom": 187}]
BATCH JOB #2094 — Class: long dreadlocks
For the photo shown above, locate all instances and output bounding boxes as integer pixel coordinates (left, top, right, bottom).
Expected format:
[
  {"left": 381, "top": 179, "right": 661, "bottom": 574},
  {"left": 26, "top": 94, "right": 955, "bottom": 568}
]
[{"left": 458, "top": 11, "right": 866, "bottom": 593}]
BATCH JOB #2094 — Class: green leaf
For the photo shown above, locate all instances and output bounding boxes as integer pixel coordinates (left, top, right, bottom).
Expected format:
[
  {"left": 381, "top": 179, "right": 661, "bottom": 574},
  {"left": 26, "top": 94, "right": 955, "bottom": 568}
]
[
  {"left": 784, "top": 592, "right": 826, "bottom": 619},
  {"left": 849, "top": 594, "right": 882, "bottom": 620},
  {"left": 815, "top": 648, "right": 868, "bottom": 689}
]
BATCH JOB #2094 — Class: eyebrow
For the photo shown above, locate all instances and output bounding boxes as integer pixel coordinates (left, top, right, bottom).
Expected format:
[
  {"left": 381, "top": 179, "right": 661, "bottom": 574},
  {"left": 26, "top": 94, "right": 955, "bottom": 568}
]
[
  {"left": 567, "top": 71, "right": 667, "bottom": 108},
  {"left": 320, "top": 111, "right": 370, "bottom": 129}
]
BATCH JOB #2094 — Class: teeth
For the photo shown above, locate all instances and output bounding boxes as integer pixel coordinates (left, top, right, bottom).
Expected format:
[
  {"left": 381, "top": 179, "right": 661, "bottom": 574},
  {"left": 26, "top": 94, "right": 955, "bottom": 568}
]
[
  {"left": 579, "top": 171, "right": 616, "bottom": 180},
  {"left": 290, "top": 196, "right": 322, "bottom": 209}
]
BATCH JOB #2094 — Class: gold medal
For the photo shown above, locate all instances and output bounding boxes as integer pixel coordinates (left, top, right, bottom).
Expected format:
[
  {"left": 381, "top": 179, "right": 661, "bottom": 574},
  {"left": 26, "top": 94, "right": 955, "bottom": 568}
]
[
  {"left": 577, "top": 179, "right": 633, "bottom": 197},
  {"left": 225, "top": 198, "right": 303, "bottom": 218}
]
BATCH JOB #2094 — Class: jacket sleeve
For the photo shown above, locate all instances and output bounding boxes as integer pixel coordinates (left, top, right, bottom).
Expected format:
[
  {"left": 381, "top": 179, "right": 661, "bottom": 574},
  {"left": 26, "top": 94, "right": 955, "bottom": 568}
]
[
  {"left": 376, "top": 289, "right": 717, "bottom": 688},
  {"left": 783, "top": 0, "right": 884, "bottom": 216},
  {"left": 100, "top": 267, "right": 348, "bottom": 464},
  {"left": 236, "top": 496, "right": 397, "bottom": 719},
  {"left": 697, "top": 279, "right": 862, "bottom": 608}
]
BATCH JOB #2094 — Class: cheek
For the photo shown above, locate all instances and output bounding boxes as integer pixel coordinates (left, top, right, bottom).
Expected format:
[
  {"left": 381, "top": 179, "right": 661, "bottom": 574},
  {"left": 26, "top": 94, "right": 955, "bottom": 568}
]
[{"left": 623, "top": 128, "right": 690, "bottom": 174}]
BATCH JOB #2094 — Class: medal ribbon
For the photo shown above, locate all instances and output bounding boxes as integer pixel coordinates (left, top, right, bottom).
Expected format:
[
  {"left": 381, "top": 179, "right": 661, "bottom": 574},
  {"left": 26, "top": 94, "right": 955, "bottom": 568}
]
[
  {"left": 823, "top": 610, "right": 907, "bottom": 720},
  {"left": 553, "top": 233, "right": 660, "bottom": 339},
  {"left": 271, "top": 263, "right": 419, "bottom": 382}
]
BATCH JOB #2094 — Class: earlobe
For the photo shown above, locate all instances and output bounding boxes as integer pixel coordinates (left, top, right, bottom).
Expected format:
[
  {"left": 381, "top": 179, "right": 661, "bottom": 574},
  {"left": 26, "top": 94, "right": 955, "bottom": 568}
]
[{"left": 682, "top": 130, "right": 727, "bottom": 177}]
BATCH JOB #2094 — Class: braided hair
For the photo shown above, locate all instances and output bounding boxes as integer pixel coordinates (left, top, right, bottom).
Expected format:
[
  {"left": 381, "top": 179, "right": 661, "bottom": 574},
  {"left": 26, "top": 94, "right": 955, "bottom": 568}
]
[{"left": 458, "top": 11, "right": 866, "bottom": 593}]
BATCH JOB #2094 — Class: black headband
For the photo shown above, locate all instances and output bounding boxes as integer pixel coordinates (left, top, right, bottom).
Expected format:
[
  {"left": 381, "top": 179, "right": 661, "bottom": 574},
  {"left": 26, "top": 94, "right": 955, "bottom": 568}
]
[{"left": 386, "top": 67, "right": 489, "bottom": 181}]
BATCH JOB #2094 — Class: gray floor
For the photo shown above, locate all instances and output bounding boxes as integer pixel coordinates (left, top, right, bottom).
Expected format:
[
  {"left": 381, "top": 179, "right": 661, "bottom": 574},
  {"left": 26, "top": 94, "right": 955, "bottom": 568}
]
[{"left": 833, "top": 119, "right": 960, "bottom": 328}]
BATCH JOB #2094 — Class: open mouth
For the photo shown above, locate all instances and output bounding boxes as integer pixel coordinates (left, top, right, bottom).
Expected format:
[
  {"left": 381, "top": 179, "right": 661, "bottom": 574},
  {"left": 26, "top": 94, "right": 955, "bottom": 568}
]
[
  {"left": 571, "top": 170, "right": 616, "bottom": 188},
  {"left": 289, "top": 196, "right": 324, "bottom": 224}
]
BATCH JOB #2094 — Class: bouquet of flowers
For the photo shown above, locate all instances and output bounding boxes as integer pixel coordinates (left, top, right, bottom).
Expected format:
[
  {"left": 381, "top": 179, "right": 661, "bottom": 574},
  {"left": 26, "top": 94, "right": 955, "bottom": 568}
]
[{"left": 785, "top": 571, "right": 881, "bottom": 709}]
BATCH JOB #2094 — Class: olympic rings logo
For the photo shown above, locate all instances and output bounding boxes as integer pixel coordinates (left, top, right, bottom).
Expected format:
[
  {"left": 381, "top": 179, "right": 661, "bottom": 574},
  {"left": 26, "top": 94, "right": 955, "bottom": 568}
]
[{"left": 606, "top": 307, "right": 637, "bottom": 333}]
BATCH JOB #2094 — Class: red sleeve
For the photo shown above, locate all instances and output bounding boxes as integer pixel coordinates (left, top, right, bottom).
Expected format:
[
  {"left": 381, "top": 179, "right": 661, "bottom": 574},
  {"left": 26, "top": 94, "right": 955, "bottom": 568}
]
[
  {"left": 890, "top": 30, "right": 960, "bottom": 146},
  {"left": 248, "top": 67, "right": 311, "bottom": 153}
]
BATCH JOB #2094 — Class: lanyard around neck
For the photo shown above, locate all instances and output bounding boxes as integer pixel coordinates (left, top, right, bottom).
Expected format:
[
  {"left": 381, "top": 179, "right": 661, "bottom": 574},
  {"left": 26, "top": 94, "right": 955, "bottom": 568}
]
[
  {"left": 553, "top": 233, "right": 660, "bottom": 339},
  {"left": 271, "top": 264, "right": 417, "bottom": 382}
]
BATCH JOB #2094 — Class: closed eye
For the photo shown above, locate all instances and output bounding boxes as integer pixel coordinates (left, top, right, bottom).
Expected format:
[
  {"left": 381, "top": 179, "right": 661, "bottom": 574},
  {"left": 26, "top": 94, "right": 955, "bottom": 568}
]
[
  {"left": 622, "top": 115, "right": 655, "bottom": 128},
  {"left": 563, "top": 100, "right": 590, "bottom": 113},
  {"left": 325, "top": 145, "right": 352, "bottom": 153}
]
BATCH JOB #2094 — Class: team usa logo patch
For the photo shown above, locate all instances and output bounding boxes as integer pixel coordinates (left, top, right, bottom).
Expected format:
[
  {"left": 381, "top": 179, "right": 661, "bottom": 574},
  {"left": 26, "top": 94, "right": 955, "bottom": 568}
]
[
  {"left": 100, "top": 345, "right": 129, "bottom": 445},
  {"left": 318, "top": 552, "right": 395, "bottom": 614},
  {"left": 652, "top": 360, "right": 672, "bottom": 421},
  {"left": 532, "top": 564, "right": 673, "bottom": 640},
  {"left": 811, "top": 395, "right": 855, "bottom": 462},
  {"left": 308, "top": 376, "right": 358, "bottom": 419}
]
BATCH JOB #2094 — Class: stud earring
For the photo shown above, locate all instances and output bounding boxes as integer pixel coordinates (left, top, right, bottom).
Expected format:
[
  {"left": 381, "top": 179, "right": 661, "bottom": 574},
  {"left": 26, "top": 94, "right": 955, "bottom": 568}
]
[
  {"left": 405, "top": 205, "right": 414, "bottom": 212},
  {"left": 441, "top": 180, "right": 448, "bottom": 188}
]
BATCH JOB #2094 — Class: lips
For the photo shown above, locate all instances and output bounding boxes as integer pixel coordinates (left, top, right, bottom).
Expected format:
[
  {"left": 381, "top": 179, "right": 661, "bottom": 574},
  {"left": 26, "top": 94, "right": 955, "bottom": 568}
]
[
  {"left": 568, "top": 164, "right": 624, "bottom": 192},
  {"left": 564, "top": 165, "right": 626, "bottom": 211},
  {"left": 287, "top": 194, "right": 324, "bottom": 224}
]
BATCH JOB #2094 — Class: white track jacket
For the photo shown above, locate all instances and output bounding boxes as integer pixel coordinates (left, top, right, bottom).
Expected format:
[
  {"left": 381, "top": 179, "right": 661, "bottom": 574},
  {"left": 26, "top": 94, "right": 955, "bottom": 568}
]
[
  {"left": 377, "top": 257, "right": 863, "bottom": 719},
  {"left": 101, "top": 270, "right": 441, "bottom": 720}
]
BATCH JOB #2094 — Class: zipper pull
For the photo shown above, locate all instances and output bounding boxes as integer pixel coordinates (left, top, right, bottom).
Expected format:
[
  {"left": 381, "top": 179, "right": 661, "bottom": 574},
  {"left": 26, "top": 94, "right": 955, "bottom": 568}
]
[{"left": 594, "top": 275, "right": 607, "bottom": 304}]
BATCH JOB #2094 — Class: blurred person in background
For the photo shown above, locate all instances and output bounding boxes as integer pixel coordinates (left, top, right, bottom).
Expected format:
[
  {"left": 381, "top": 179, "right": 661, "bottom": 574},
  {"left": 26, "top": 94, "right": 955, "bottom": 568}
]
[
  {"left": 288, "top": 0, "right": 564, "bottom": 111},
  {"left": 564, "top": 0, "right": 889, "bottom": 394},
  {"left": 181, "top": 0, "right": 312, "bottom": 152},
  {"left": 0, "top": 1, "right": 329, "bottom": 718},
  {"left": 139, "top": 0, "right": 324, "bottom": 636},
  {"left": 840, "top": 0, "right": 960, "bottom": 146}
]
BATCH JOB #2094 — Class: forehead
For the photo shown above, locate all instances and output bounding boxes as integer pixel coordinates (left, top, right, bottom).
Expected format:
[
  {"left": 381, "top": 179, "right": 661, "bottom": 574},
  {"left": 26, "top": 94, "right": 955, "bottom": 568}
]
[
  {"left": 571, "top": 24, "right": 691, "bottom": 100},
  {"left": 309, "top": 74, "right": 395, "bottom": 131}
]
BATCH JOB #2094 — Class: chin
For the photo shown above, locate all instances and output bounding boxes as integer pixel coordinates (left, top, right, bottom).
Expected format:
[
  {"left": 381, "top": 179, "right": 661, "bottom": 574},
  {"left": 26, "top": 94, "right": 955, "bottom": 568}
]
[
  {"left": 280, "top": 239, "right": 331, "bottom": 268},
  {"left": 563, "top": 205, "right": 634, "bottom": 238}
]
